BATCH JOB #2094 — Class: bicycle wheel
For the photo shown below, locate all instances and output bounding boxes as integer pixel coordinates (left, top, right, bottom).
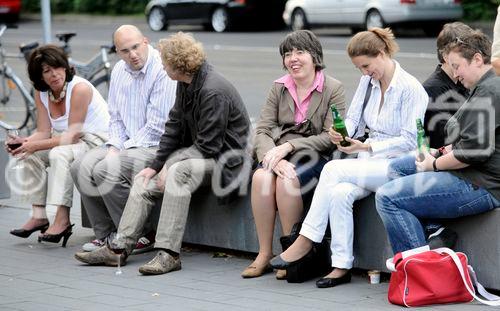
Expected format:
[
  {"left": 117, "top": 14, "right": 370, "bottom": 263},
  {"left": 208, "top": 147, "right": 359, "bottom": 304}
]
[
  {"left": 0, "top": 72, "right": 35, "bottom": 133},
  {"left": 90, "top": 74, "right": 110, "bottom": 100}
]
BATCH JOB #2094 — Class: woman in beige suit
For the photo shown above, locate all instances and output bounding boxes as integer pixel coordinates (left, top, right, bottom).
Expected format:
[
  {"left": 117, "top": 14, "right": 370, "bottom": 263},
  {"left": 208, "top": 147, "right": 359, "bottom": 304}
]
[{"left": 241, "top": 30, "right": 346, "bottom": 279}]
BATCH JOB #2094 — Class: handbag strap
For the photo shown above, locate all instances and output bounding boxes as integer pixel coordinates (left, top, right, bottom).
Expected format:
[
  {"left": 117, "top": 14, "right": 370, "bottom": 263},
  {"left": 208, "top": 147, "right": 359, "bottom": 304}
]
[
  {"left": 350, "top": 78, "right": 372, "bottom": 139},
  {"left": 433, "top": 247, "right": 500, "bottom": 306}
]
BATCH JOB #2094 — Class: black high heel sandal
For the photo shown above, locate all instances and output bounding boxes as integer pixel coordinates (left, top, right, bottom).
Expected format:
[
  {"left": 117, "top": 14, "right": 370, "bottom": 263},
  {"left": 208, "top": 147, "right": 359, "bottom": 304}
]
[
  {"left": 10, "top": 221, "right": 50, "bottom": 238},
  {"left": 38, "top": 224, "right": 74, "bottom": 247}
]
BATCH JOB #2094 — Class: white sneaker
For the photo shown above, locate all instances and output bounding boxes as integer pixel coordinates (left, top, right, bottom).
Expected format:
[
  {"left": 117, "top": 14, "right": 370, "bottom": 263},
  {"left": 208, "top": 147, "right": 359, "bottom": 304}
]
[{"left": 82, "top": 238, "right": 106, "bottom": 252}]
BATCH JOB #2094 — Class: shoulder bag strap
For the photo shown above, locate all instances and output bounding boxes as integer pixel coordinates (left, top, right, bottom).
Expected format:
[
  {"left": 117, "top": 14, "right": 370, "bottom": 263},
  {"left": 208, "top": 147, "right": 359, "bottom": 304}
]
[
  {"left": 434, "top": 247, "right": 500, "bottom": 306},
  {"left": 351, "top": 78, "right": 372, "bottom": 138}
]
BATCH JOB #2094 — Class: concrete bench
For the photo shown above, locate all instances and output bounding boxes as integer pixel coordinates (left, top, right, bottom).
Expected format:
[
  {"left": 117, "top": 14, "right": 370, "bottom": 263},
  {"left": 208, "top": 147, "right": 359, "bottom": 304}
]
[
  {"left": 183, "top": 190, "right": 500, "bottom": 291},
  {"left": 81, "top": 185, "right": 500, "bottom": 290}
]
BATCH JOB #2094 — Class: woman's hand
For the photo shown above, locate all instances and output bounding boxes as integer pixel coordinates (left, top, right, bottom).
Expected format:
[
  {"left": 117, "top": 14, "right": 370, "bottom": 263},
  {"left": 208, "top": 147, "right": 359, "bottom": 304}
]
[
  {"left": 4, "top": 135, "right": 25, "bottom": 155},
  {"left": 12, "top": 140, "right": 38, "bottom": 158},
  {"left": 337, "top": 137, "right": 370, "bottom": 154},
  {"left": 415, "top": 148, "right": 436, "bottom": 172},
  {"left": 262, "top": 142, "right": 293, "bottom": 170},
  {"left": 328, "top": 128, "right": 343, "bottom": 144},
  {"left": 272, "top": 159, "right": 297, "bottom": 179}
]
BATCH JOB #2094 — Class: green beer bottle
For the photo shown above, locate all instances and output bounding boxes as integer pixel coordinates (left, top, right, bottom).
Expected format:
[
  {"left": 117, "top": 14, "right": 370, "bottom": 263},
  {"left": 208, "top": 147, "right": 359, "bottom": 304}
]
[
  {"left": 416, "top": 118, "right": 427, "bottom": 161},
  {"left": 330, "top": 104, "right": 350, "bottom": 147}
]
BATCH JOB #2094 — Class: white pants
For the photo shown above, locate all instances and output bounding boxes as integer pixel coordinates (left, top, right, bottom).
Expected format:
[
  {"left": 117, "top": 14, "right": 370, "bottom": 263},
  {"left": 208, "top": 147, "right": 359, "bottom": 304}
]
[
  {"left": 13, "top": 133, "right": 106, "bottom": 207},
  {"left": 300, "top": 158, "right": 392, "bottom": 269}
]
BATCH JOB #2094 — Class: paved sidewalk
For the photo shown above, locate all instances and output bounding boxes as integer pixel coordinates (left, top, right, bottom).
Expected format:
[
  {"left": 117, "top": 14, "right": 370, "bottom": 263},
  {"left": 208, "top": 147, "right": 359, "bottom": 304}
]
[{"left": 0, "top": 199, "right": 490, "bottom": 311}]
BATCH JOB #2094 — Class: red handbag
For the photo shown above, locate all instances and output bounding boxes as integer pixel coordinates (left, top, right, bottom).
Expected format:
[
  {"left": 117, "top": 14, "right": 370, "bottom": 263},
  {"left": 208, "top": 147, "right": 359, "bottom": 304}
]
[{"left": 386, "top": 246, "right": 500, "bottom": 307}]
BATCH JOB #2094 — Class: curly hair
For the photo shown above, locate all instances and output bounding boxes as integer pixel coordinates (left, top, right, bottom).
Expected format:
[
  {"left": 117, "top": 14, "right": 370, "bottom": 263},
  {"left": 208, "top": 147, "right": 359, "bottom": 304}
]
[
  {"left": 347, "top": 27, "right": 399, "bottom": 58},
  {"left": 27, "top": 44, "right": 74, "bottom": 91},
  {"left": 279, "top": 30, "right": 325, "bottom": 71},
  {"left": 158, "top": 32, "right": 206, "bottom": 76}
]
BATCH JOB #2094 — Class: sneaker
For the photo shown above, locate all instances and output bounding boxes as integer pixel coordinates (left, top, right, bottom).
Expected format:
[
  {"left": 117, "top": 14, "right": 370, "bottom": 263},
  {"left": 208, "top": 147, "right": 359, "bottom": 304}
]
[
  {"left": 82, "top": 238, "right": 106, "bottom": 252},
  {"left": 138, "top": 251, "right": 181, "bottom": 275},
  {"left": 132, "top": 231, "right": 155, "bottom": 255},
  {"left": 74, "top": 246, "right": 127, "bottom": 267},
  {"left": 427, "top": 227, "right": 458, "bottom": 249}
]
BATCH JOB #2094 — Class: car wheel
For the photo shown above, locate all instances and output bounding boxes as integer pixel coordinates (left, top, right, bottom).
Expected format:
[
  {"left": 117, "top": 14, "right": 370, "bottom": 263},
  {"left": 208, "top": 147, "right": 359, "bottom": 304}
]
[
  {"left": 291, "top": 8, "right": 309, "bottom": 31},
  {"left": 147, "top": 7, "right": 168, "bottom": 31},
  {"left": 211, "top": 7, "right": 230, "bottom": 32},
  {"left": 365, "top": 10, "right": 384, "bottom": 30}
]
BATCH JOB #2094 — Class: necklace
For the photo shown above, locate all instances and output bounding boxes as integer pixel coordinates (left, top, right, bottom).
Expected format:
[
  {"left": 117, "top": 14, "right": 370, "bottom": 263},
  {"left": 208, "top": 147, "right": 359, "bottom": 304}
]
[{"left": 48, "top": 82, "right": 68, "bottom": 103}]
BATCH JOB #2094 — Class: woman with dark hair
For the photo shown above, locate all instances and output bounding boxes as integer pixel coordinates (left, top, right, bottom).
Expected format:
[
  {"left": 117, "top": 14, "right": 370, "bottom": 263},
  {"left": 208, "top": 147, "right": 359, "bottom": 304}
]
[
  {"left": 241, "top": 30, "right": 346, "bottom": 279},
  {"left": 270, "top": 28, "right": 428, "bottom": 288},
  {"left": 6, "top": 45, "right": 109, "bottom": 246}
]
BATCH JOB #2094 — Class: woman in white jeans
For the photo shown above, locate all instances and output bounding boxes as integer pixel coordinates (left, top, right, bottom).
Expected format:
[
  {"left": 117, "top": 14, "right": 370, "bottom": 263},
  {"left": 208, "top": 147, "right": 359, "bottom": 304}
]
[{"left": 270, "top": 28, "right": 428, "bottom": 288}]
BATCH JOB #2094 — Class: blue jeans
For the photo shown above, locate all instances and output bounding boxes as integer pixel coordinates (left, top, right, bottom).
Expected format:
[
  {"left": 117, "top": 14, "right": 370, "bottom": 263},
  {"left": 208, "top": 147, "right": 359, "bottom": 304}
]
[
  {"left": 375, "top": 167, "right": 500, "bottom": 254},
  {"left": 387, "top": 155, "right": 442, "bottom": 235}
]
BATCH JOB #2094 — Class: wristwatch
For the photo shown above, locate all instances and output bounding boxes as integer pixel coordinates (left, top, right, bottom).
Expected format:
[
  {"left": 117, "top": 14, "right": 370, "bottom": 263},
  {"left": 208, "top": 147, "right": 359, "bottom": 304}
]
[{"left": 432, "top": 158, "right": 440, "bottom": 172}]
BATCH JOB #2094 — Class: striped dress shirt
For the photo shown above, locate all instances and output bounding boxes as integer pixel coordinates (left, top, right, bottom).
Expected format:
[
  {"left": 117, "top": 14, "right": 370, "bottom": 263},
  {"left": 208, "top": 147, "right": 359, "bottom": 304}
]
[
  {"left": 106, "top": 45, "right": 177, "bottom": 150},
  {"left": 345, "top": 61, "right": 428, "bottom": 158}
]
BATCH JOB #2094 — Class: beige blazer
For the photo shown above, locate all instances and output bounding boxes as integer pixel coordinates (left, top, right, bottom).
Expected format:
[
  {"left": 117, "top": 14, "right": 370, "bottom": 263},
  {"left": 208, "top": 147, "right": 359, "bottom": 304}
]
[{"left": 254, "top": 74, "right": 346, "bottom": 162}]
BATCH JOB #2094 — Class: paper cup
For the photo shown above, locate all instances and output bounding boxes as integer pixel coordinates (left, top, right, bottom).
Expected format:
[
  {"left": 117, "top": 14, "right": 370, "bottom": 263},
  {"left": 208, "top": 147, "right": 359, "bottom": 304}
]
[{"left": 368, "top": 270, "right": 380, "bottom": 284}]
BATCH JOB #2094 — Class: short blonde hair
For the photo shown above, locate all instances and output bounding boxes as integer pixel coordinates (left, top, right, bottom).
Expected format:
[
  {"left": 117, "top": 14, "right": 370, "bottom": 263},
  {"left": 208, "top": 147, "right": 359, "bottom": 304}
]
[
  {"left": 158, "top": 32, "right": 206, "bottom": 76},
  {"left": 347, "top": 27, "right": 399, "bottom": 58}
]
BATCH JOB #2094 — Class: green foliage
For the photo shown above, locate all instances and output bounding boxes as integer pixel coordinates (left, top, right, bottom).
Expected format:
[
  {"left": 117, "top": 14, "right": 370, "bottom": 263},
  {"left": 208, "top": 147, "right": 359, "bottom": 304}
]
[
  {"left": 22, "top": 0, "right": 146, "bottom": 15},
  {"left": 461, "top": 0, "right": 500, "bottom": 21}
]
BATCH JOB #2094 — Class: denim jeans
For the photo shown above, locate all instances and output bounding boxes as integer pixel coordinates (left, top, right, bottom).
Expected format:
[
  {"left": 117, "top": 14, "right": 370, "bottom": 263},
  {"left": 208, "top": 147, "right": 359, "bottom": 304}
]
[
  {"left": 387, "top": 155, "right": 442, "bottom": 235},
  {"left": 375, "top": 169, "right": 500, "bottom": 254}
]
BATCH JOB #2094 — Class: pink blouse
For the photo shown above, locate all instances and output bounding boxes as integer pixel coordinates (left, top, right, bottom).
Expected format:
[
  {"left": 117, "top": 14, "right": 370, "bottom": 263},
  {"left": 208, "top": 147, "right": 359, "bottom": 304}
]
[{"left": 275, "top": 71, "right": 325, "bottom": 124}]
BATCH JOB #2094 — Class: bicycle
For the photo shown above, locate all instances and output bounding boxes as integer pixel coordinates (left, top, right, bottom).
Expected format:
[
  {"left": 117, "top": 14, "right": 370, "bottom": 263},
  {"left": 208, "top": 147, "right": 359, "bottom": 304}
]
[
  {"left": 0, "top": 26, "right": 115, "bottom": 134},
  {"left": 55, "top": 31, "right": 115, "bottom": 96},
  {"left": 0, "top": 24, "right": 36, "bottom": 133}
]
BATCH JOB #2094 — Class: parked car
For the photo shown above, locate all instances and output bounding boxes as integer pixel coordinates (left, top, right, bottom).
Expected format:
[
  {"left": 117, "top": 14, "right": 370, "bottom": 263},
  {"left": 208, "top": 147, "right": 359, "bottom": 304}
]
[
  {"left": 283, "top": 0, "right": 463, "bottom": 36},
  {"left": 145, "top": 0, "right": 287, "bottom": 33},
  {"left": 0, "top": 0, "right": 21, "bottom": 22}
]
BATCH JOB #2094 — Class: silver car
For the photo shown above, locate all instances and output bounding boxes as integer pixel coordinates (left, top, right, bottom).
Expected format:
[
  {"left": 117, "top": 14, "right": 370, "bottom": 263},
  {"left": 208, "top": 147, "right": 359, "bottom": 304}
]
[{"left": 283, "top": 0, "right": 463, "bottom": 35}]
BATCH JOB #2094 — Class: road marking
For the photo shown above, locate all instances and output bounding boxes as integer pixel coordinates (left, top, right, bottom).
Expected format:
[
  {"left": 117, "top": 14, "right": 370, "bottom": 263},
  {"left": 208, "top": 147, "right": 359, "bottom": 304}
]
[{"left": 210, "top": 44, "right": 435, "bottom": 59}]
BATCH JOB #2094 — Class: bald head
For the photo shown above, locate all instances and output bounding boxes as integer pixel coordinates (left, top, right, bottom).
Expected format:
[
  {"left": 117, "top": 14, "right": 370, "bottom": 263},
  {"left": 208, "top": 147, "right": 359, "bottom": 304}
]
[{"left": 114, "top": 25, "right": 149, "bottom": 70}]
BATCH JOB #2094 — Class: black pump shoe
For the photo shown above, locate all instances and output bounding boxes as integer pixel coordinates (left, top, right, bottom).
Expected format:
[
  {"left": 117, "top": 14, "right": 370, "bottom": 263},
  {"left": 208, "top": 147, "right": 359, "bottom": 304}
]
[
  {"left": 316, "top": 271, "right": 352, "bottom": 288},
  {"left": 10, "top": 222, "right": 50, "bottom": 238},
  {"left": 270, "top": 255, "right": 295, "bottom": 269},
  {"left": 38, "top": 224, "right": 74, "bottom": 247}
]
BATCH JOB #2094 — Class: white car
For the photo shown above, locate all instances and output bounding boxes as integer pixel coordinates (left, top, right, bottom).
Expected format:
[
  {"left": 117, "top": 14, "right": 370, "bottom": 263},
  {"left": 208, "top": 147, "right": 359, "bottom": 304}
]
[{"left": 283, "top": 0, "right": 463, "bottom": 35}]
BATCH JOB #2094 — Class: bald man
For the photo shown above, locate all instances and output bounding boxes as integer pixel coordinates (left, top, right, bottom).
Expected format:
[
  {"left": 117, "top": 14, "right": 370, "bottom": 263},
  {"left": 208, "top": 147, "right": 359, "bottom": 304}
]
[{"left": 70, "top": 25, "right": 177, "bottom": 253}]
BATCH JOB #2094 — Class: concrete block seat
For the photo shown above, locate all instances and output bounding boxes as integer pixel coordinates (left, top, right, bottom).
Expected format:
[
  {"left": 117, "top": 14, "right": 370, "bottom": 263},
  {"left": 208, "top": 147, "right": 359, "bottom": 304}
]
[{"left": 82, "top": 187, "right": 500, "bottom": 290}]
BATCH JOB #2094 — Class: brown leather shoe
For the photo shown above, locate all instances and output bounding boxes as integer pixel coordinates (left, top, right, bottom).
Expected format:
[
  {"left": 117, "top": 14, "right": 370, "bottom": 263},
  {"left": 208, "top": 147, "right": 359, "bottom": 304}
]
[
  {"left": 275, "top": 269, "right": 287, "bottom": 280},
  {"left": 74, "top": 246, "right": 127, "bottom": 267},
  {"left": 138, "top": 251, "right": 181, "bottom": 275},
  {"left": 241, "top": 263, "right": 272, "bottom": 278}
]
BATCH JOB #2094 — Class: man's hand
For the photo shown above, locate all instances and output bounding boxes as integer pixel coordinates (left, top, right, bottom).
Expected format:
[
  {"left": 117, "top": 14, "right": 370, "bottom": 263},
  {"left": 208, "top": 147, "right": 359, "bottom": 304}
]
[
  {"left": 136, "top": 167, "right": 158, "bottom": 188},
  {"left": 415, "top": 148, "right": 436, "bottom": 172},
  {"left": 156, "top": 167, "right": 168, "bottom": 192}
]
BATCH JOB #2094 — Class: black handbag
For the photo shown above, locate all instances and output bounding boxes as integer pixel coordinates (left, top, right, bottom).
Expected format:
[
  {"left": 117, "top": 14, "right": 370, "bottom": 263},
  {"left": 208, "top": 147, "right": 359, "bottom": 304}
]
[{"left": 279, "top": 222, "right": 331, "bottom": 283}]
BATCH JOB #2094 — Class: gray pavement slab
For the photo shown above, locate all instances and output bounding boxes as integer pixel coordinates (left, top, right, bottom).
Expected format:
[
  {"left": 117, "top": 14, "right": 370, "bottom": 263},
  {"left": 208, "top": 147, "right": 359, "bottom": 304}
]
[{"left": 0, "top": 201, "right": 491, "bottom": 310}]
